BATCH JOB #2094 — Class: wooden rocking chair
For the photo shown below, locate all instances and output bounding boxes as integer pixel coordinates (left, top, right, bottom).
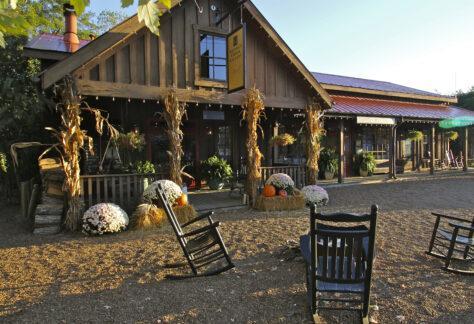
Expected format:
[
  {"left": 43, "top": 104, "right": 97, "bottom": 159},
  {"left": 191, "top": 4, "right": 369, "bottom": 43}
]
[
  {"left": 427, "top": 213, "right": 474, "bottom": 275},
  {"left": 300, "top": 205, "right": 378, "bottom": 323},
  {"left": 153, "top": 183, "right": 235, "bottom": 279}
]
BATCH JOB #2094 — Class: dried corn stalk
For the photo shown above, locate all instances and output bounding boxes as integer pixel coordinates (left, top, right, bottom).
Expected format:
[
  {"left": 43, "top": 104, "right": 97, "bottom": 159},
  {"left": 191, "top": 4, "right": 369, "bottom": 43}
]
[
  {"left": 242, "top": 87, "right": 265, "bottom": 206},
  {"left": 42, "top": 76, "right": 118, "bottom": 231},
  {"left": 163, "top": 89, "right": 186, "bottom": 186},
  {"left": 305, "top": 100, "right": 325, "bottom": 185}
]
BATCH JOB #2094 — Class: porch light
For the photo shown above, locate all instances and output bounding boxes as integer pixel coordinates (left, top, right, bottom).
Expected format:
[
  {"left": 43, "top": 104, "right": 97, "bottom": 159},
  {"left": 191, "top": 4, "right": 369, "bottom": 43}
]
[
  {"left": 95, "top": 96, "right": 98, "bottom": 100},
  {"left": 143, "top": 99, "right": 146, "bottom": 103},
  {"left": 128, "top": 98, "right": 131, "bottom": 102},
  {"left": 112, "top": 97, "right": 115, "bottom": 101}
]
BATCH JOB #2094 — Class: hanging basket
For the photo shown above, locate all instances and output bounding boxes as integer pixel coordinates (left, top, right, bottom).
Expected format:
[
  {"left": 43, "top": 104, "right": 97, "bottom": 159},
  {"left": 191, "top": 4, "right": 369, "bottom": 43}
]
[
  {"left": 445, "top": 131, "right": 459, "bottom": 141},
  {"left": 406, "top": 130, "right": 423, "bottom": 141},
  {"left": 270, "top": 133, "right": 296, "bottom": 147}
]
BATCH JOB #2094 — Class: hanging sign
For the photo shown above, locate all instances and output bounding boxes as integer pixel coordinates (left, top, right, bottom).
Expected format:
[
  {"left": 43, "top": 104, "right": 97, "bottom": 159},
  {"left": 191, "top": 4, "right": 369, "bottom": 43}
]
[
  {"left": 357, "top": 116, "right": 396, "bottom": 125},
  {"left": 227, "top": 24, "right": 246, "bottom": 94}
]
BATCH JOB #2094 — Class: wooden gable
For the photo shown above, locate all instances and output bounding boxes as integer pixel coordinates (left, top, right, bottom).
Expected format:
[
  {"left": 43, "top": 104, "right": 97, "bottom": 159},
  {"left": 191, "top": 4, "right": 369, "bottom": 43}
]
[{"left": 44, "top": 0, "right": 331, "bottom": 109}]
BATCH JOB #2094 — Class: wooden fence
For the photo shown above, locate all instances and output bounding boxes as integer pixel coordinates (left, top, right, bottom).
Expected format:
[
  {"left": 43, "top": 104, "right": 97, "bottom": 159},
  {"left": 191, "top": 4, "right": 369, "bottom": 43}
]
[
  {"left": 79, "top": 173, "right": 167, "bottom": 212},
  {"left": 260, "top": 165, "right": 307, "bottom": 188},
  {"left": 79, "top": 166, "right": 307, "bottom": 211}
]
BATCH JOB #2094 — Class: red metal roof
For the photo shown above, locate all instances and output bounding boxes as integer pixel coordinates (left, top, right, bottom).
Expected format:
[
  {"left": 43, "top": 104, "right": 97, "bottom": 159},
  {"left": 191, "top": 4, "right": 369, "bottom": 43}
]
[
  {"left": 25, "top": 33, "right": 90, "bottom": 53},
  {"left": 314, "top": 72, "right": 446, "bottom": 98},
  {"left": 329, "top": 95, "right": 474, "bottom": 120}
]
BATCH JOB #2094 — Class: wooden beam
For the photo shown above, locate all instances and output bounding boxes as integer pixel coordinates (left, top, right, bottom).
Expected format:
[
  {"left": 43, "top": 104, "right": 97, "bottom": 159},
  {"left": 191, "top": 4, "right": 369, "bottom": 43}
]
[
  {"left": 75, "top": 79, "right": 308, "bottom": 108},
  {"left": 464, "top": 127, "right": 469, "bottom": 172},
  {"left": 389, "top": 125, "right": 398, "bottom": 179},
  {"left": 338, "top": 119, "right": 344, "bottom": 183},
  {"left": 320, "top": 83, "right": 457, "bottom": 104},
  {"left": 430, "top": 125, "right": 435, "bottom": 175}
]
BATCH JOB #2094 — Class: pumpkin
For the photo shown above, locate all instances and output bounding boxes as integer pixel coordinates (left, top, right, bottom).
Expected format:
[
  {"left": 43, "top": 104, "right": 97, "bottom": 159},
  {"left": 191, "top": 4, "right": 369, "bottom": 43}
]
[
  {"left": 263, "top": 184, "right": 276, "bottom": 197},
  {"left": 278, "top": 189, "right": 288, "bottom": 198},
  {"left": 176, "top": 193, "right": 188, "bottom": 206}
]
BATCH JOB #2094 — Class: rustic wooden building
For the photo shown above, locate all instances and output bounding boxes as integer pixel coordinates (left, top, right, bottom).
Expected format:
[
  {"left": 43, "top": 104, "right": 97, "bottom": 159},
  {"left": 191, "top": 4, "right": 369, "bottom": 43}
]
[
  {"left": 25, "top": 0, "right": 331, "bottom": 188},
  {"left": 24, "top": 0, "right": 474, "bottom": 190}
]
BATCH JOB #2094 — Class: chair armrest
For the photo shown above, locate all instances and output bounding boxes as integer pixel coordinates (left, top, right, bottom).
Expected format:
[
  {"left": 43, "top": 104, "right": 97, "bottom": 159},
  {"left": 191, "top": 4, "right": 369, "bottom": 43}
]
[
  {"left": 181, "top": 211, "right": 214, "bottom": 228},
  {"left": 181, "top": 222, "right": 220, "bottom": 237},
  {"left": 431, "top": 213, "right": 470, "bottom": 223},
  {"left": 449, "top": 222, "right": 474, "bottom": 231}
]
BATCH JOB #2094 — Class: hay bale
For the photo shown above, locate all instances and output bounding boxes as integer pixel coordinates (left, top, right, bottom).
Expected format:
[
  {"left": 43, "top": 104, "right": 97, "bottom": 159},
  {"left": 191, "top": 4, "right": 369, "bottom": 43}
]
[
  {"left": 174, "top": 205, "right": 197, "bottom": 224},
  {"left": 131, "top": 204, "right": 166, "bottom": 230},
  {"left": 131, "top": 204, "right": 197, "bottom": 230},
  {"left": 254, "top": 189, "right": 305, "bottom": 211}
]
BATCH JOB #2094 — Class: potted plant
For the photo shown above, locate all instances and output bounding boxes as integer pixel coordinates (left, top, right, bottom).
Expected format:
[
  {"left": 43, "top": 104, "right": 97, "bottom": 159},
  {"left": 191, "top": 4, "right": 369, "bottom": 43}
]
[
  {"left": 318, "top": 148, "right": 338, "bottom": 180},
  {"left": 356, "top": 151, "right": 376, "bottom": 177},
  {"left": 407, "top": 130, "right": 423, "bottom": 142},
  {"left": 445, "top": 131, "right": 459, "bottom": 141},
  {"left": 201, "top": 156, "right": 233, "bottom": 190},
  {"left": 133, "top": 160, "right": 155, "bottom": 189}
]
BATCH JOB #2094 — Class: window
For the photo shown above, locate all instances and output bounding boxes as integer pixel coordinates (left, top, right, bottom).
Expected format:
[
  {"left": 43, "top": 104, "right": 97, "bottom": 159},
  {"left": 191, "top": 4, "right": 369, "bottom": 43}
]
[
  {"left": 200, "top": 33, "right": 227, "bottom": 81},
  {"left": 217, "top": 126, "right": 231, "bottom": 161}
]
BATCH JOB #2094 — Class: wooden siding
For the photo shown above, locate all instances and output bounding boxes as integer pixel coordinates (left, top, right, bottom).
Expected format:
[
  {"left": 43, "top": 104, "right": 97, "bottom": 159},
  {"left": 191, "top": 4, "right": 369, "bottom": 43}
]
[{"left": 73, "top": 0, "right": 314, "bottom": 108}]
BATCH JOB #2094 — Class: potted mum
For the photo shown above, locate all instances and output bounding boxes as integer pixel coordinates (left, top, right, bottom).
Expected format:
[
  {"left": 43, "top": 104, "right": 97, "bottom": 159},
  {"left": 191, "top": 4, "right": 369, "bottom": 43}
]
[
  {"left": 319, "top": 148, "right": 338, "bottom": 180},
  {"left": 201, "top": 156, "right": 233, "bottom": 190}
]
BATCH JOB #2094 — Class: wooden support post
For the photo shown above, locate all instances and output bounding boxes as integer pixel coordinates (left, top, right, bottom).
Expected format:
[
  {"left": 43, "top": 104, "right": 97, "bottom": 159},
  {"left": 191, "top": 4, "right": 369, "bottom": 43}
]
[
  {"left": 389, "top": 125, "right": 397, "bottom": 179},
  {"left": 463, "top": 127, "right": 469, "bottom": 172},
  {"left": 430, "top": 125, "right": 435, "bottom": 175},
  {"left": 338, "top": 119, "right": 344, "bottom": 183}
]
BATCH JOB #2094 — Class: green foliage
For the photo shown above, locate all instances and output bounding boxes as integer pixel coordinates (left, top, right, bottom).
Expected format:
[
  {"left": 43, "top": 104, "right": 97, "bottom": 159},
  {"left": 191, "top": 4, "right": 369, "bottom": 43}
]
[
  {"left": 117, "top": 131, "right": 146, "bottom": 152},
  {"left": 0, "top": 152, "right": 7, "bottom": 173},
  {"left": 445, "top": 131, "right": 459, "bottom": 141},
  {"left": 201, "top": 156, "right": 233, "bottom": 181},
  {"left": 133, "top": 160, "right": 155, "bottom": 174},
  {"left": 318, "top": 148, "right": 338, "bottom": 174},
  {"left": 355, "top": 151, "right": 376, "bottom": 174},
  {"left": 0, "top": 0, "right": 173, "bottom": 47},
  {"left": 407, "top": 130, "right": 423, "bottom": 141},
  {"left": 457, "top": 87, "right": 474, "bottom": 111}
]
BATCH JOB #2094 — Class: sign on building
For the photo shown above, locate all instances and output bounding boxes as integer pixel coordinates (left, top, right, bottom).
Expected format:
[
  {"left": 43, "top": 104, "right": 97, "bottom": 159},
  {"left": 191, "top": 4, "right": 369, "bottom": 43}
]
[
  {"left": 357, "top": 116, "right": 396, "bottom": 125},
  {"left": 227, "top": 24, "right": 246, "bottom": 94}
]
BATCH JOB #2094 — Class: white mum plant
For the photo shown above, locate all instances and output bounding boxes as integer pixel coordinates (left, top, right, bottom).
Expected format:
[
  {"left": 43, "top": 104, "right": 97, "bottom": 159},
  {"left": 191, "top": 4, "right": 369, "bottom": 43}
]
[
  {"left": 142, "top": 179, "right": 182, "bottom": 205},
  {"left": 302, "top": 185, "right": 329, "bottom": 207},
  {"left": 265, "top": 173, "right": 295, "bottom": 190},
  {"left": 82, "top": 203, "right": 129, "bottom": 235}
]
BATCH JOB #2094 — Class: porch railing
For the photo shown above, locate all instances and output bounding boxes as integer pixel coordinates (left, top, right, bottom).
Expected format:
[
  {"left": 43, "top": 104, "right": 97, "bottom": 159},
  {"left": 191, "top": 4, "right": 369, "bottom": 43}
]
[
  {"left": 79, "top": 173, "right": 167, "bottom": 212},
  {"left": 260, "top": 165, "right": 306, "bottom": 188}
]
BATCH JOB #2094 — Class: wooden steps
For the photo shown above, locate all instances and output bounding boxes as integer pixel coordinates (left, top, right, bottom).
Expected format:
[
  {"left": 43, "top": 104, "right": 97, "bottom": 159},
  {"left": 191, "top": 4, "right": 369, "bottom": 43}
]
[{"left": 33, "top": 158, "right": 65, "bottom": 235}]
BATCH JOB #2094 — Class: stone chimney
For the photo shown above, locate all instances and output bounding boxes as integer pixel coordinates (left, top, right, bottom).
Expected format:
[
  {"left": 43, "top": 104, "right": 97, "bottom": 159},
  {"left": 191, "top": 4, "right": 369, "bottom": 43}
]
[{"left": 63, "top": 4, "right": 80, "bottom": 52}]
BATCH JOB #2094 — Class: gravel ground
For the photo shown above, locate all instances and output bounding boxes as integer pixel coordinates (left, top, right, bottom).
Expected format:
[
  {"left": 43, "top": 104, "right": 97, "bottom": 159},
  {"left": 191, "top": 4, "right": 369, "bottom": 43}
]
[{"left": 0, "top": 175, "right": 473, "bottom": 323}]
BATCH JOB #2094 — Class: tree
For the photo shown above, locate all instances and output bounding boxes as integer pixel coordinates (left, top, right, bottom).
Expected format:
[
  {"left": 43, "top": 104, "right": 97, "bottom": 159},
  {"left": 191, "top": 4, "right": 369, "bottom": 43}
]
[
  {"left": 0, "top": 0, "right": 172, "bottom": 47},
  {"left": 457, "top": 87, "right": 474, "bottom": 111}
]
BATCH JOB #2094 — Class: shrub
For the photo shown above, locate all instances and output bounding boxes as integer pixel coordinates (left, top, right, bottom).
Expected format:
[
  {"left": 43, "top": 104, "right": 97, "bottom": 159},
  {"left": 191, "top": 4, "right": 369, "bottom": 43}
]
[
  {"left": 142, "top": 179, "right": 182, "bottom": 205},
  {"left": 201, "top": 156, "right": 233, "bottom": 182},
  {"left": 318, "top": 148, "right": 338, "bottom": 174},
  {"left": 134, "top": 160, "right": 155, "bottom": 174},
  {"left": 266, "top": 173, "right": 295, "bottom": 194},
  {"left": 302, "top": 185, "right": 329, "bottom": 207},
  {"left": 82, "top": 203, "right": 129, "bottom": 235},
  {"left": 356, "top": 151, "right": 376, "bottom": 174}
]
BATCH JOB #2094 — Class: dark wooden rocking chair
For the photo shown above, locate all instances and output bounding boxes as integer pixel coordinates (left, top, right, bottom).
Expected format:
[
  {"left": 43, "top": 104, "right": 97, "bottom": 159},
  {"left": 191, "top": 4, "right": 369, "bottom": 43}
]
[
  {"left": 153, "top": 183, "right": 235, "bottom": 279},
  {"left": 427, "top": 213, "right": 474, "bottom": 275},
  {"left": 300, "top": 205, "right": 378, "bottom": 323}
]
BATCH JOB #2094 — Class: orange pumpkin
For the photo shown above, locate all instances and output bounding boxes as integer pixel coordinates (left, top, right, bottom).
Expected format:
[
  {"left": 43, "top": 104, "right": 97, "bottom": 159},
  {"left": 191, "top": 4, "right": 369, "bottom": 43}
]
[
  {"left": 263, "top": 184, "right": 276, "bottom": 197},
  {"left": 278, "top": 189, "right": 288, "bottom": 197},
  {"left": 176, "top": 193, "right": 188, "bottom": 206}
]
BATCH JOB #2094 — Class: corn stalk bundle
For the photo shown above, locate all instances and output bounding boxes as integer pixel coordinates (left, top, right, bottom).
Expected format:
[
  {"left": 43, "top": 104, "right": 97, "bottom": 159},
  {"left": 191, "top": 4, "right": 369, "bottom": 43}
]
[
  {"left": 163, "top": 89, "right": 186, "bottom": 186},
  {"left": 241, "top": 86, "right": 265, "bottom": 205},
  {"left": 42, "top": 76, "right": 118, "bottom": 231},
  {"left": 270, "top": 133, "right": 296, "bottom": 147},
  {"left": 305, "top": 101, "right": 325, "bottom": 185}
]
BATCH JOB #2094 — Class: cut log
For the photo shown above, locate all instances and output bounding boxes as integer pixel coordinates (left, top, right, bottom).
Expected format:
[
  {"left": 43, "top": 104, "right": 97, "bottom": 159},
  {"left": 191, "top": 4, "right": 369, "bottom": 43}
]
[
  {"left": 35, "top": 214, "right": 62, "bottom": 226},
  {"left": 33, "top": 226, "right": 61, "bottom": 235},
  {"left": 36, "top": 203, "right": 63, "bottom": 215}
]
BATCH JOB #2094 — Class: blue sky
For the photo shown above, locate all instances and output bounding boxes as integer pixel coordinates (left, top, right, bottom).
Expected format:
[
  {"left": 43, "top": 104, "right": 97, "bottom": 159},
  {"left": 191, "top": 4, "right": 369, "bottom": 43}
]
[{"left": 89, "top": 0, "right": 474, "bottom": 95}]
